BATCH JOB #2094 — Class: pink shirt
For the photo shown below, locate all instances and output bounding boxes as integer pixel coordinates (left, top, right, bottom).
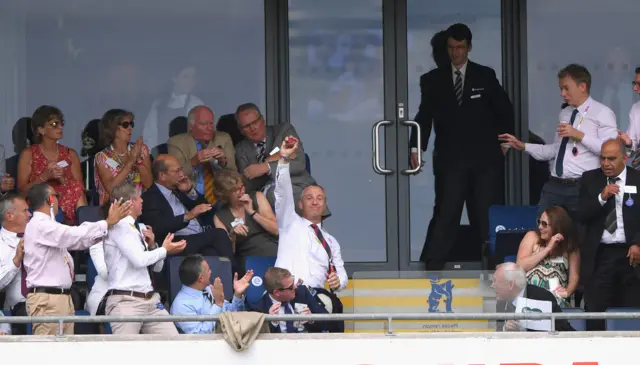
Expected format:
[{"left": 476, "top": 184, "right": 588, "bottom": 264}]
[{"left": 24, "top": 212, "right": 108, "bottom": 289}]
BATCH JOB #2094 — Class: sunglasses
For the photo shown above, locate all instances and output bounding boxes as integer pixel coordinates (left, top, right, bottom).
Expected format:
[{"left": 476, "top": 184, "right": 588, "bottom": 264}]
[
  {"left": 536, "top": 218, "right": 549, "bottom": 228},
  {"left": 47, "top": 120, "right": 64, "bottom": 128},
  {"left": 119, "top": 121, "right": 135, "bottom": 129}
]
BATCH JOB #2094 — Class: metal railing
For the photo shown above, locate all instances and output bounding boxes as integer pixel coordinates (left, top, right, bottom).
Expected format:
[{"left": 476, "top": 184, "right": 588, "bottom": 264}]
[{"left": 2, "top": 312, "right": 640, "bottom": 336}]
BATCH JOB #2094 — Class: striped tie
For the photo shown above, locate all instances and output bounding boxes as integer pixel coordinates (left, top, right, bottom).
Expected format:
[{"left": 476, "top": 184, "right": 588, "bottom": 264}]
[
  {"left": 256, "top": 142, "right": 266, "bottom": 163},
  {"left": 454, "top": 70, "right": 463, "bottom": 105},
  {"left": 203, "top": 163, "right": 216, "bottom": 205}
]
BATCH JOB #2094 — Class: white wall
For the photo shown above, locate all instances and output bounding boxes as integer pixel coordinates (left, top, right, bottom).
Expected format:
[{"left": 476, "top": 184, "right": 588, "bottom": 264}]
[{"left": 0, "top": 332, "right": 633, "bottom": 364}]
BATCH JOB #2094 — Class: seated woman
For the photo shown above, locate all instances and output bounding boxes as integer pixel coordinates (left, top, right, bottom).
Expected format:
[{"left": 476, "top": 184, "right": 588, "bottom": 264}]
[
  {"left": 213, "top": 169, "right": 278, "bottom": 261},
  {"left": 17, "top": 105, "right": 87, "bottom": 224},
  {"left": 516, "top": 205, "right": 580, "bottom": 307},
  {"left": 94, "top": 109, "right": 152, "bottom": 204}
]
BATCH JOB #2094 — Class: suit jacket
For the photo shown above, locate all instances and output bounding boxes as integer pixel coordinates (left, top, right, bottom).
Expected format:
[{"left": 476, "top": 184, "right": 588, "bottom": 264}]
[
  {"left": 496, "top": 284, "right": 574, "bottom": 332},
  {"left": 140, "top": 183, "right": 213, "bottom": 242},
  {"left": 409, "top": 61, "right": 514, "bottom": 163},
  {"left": 577, "top": 167, "right": 640, "bottom": 281},
  {"left": 235, "top": 123, "right": 315, "bottom": 196},
  {"left": 251, "top": 285, "right": 329, "bottom": 333},
  {"left": 167, "top": 131, "right": 237, "bottom": 183}
]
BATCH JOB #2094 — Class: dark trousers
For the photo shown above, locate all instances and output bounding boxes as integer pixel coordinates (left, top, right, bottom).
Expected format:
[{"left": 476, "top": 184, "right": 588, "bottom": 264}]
[
  {"left": 177, "top": 227, "right": 234, "bottom": 259},
  {"left": 585, "top": 244, "right": 640, "bottom": 331},
  {"left": 537, "top": 179, "right": 581, "bottom": 217},
  {"left": 10, "top": 301, "right": 27, "bottom": 335},
  {"left": 420, "top": 157, "right": 504, "bottom": 270}
]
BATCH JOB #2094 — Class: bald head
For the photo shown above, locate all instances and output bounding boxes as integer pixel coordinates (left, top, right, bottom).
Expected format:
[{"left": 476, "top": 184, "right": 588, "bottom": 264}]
[
  {"left": 493, "top": 262, "right": 527, "bottom": 301},
  {"left": 600, "top": 138, "right": 627, "bottom": 177},
  {"left": 188, "top": 105, "right": 215, "bottom": 142},
  {"left": 153, "top": 154, "right": 185, "bottom": 188}
]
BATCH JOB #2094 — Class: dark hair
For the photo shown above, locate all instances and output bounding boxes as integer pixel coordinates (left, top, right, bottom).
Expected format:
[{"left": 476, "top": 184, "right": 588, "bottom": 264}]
[
  {"left": 26, "top": 183, "right": 52, "bottom": 211},
  {"left": 99, "top": 109, "right": 135, "bottom": 150},
  {"left": 446, "top": 23, "right": 472, "bottom": 45},
  {"left": 636, "top": 66, "right": 640, "bottom": 75},
  {"left": 235, "top": 103, "right": 262, "bottom": 121},
  {"left": 558, "top": 64, "right": 591, "bottom": 92},
  {"left": 264, "top": 267, "right": 292, "bottom": 293},
  {"left": 12, "top": 117, "right": 33, "bottom": 154},
  {"left": 431, "top": 30, "right": 450, "bottom": 69},
  {"left": 151, "top": 158, "right": 168, "bottom": 181},
  {"left": 179, "top": 254, "right": 206, "bottom": 286},
  {"left": 537, "top": 205, "right": 577, "bottom": 255},
  {"left": 81, "top": 119, "right": 101, "bottom": 157},
  {"left": 31, "top": 105, "right": 63, "bottom": 144}
]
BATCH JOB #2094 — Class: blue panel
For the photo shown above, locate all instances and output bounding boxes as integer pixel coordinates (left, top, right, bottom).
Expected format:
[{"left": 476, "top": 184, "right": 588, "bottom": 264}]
[
  {"left": 244, "top": 256, "right": 276, "bottom": 305},
  {"left": 562, "top": 307, "right": 586, "bottom": 331},
  {"left": 606, "top": 308, "right": 640, "bottom": 331},
  {"left": 488, "top": 205, "right": 539, "bottom": 255}
]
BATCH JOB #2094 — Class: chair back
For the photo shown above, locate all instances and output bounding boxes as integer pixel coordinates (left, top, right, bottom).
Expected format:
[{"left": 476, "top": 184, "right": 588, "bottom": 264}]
[
  {"left": 605, "top": 307, "right": 640, "bottom": 331},
  {"left": 562, "top": 307, "right": 586, "bottom": 331},
  {"left": 244, "top": 256, "right": 277, "bottom": 305},
  {"left": 488, "top": 205, "right": 539, "bottom": 255}
]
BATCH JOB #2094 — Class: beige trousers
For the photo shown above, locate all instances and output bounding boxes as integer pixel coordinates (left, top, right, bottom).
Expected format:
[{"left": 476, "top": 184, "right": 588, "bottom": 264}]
[
  {"left": 26, "top": 293, "right": 74, "bottom": 335},
  {"left": 106, "top": 293, "right": 178, "bottom": 335}
]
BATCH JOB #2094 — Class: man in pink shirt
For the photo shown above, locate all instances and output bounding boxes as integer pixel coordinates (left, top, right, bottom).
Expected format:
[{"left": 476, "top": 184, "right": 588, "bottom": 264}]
[{"left": 24, "top": 183, "right": 130, "bottom": 335}]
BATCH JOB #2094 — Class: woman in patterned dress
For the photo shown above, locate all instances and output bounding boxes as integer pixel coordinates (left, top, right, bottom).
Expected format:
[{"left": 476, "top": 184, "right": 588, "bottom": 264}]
[
  {"left": 94, "top": 109, "right": 152, "bottom": 204},
  {"left": 516, "top": 205, "right": 580, "bottom": 307},
  {"left": 17, "top": 105, "right": 87, "bottom": 224}
]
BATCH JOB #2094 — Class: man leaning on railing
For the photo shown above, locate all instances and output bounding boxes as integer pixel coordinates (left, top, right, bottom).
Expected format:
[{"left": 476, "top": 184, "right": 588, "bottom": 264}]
[{"left": 273, "top": 136, "right": 346, "bottom": 332}]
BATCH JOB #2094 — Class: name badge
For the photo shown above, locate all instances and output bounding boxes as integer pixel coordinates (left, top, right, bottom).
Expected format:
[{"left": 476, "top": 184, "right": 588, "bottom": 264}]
[
  {"left": 105, "top": 158, "right": 119, "bottom": 169},
  {"left": 269, "top": 147, "right": 280, "bottom": 156},
  {"left": 624, "top": 185, "right": 637, "bottom": 194},
  {"left": 550, "top": 256, "right": 565, "bottom": 265},
  {"left": 56, "top": 160, "right": 69, "bottom": 168},
  {"left": 231, "top": 218, "right": 245, "bottom": 228},
  {"left": 470, "top": 94, "right": 481, "bottom": 99}
]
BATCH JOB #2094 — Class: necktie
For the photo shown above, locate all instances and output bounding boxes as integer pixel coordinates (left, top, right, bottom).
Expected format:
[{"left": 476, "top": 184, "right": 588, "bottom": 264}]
[
  {"left": 17, "top": 233, "right": 28, "bottom": 297},
  {"left": 203, "top": 163, "right": 216, "bottom": 205},
  {"left": 256, "top": 142, "right": 266, "bottom": 163},
  {"left": 282, "top": 301, "right": 297, "bottom": 333},
  {"left": 453, "top": 70, "right": 463, "bottom": 106},
  {"left": 605, "top": 177, "right": 620, "bottom": 234},
  {"left": 555, "top": 109, "right": 579, "bottom": 177},
  {"left": 133, "top": 222, "right": 155, "bottom": 287},
  {"left": 203, "top": 290, "right": 213, "bottom": 304},
  {"left": 310, "top": 224, "right": 336, "bottom": 274}
]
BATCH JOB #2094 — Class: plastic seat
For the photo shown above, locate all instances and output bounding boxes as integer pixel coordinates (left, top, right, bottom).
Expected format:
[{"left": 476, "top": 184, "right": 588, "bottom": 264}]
[
  {"left": 605, "top": 307, "right": 640, "bottom": 331},
  {"left": 168, "top": 256, "right": 232, "bottom": 305},
  {"left": 244, "top": 256, "right": 276, "bottom": 306},
  {"left": 562, "top": 307, "right": 586, "bottom": 331},
  {"left": 488, "top": 205, "right": 539, "bottom": 256}
]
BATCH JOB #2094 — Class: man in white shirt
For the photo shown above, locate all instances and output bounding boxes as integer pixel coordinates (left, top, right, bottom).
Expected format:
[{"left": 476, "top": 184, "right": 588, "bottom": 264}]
[
  {"left": 274, "top": 136, "right": 347, "bottom": 332},
  {"left": 500, "top": 64, "right": 617, "bottom": 215},
  {"left": 0, "top": 194, "right": 30, "bottom": 334},
  {"left": 616, "top": 67, "right": 640, "bottom": 168},
  {"left": 103, "top": 182, "right": 187, "bottom": 335}
]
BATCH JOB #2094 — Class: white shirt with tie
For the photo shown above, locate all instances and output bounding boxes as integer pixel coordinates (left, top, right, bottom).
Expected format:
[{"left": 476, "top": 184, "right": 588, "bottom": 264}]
[
  {"left": 598, "top": 168, "right": 627, "bottom": 244},
  {"left": 623, "top": 101, "right": 640, "bottom": 151},
  {"left": 273, "top": 161, "right": 348, "bottom": 291},
  {"left": 269, "top": 295, "right": 300, "bottom": 333},
  {"left": 524, "top": 97, "right": 617, "bottom": 179},
  {"left": 0, "top": 228, "right": 24, "bottom": 310},
  {"left": 451, "top": 61, "right": 468, "bottom": 88},
  {"left": 104, "top": 216, "right": 165, "bottom": 292}
]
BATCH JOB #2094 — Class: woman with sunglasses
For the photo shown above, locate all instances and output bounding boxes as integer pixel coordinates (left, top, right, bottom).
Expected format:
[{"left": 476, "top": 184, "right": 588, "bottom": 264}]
[
  {"left": 17, "top": 105, "right": 87, "bottom": 224},
  {"left": 94, "top": 109, "right": 152, "bottom": 204},
  {"left": 515, "top": 205, "right": 580, "bottom": 307}
]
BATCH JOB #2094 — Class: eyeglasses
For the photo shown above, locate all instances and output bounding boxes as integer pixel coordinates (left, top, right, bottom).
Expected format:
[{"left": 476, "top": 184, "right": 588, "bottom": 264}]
[
  {"left": 46, "top": 120, "right": 64, "bottom": 129},
  {"left": 536, "top": 218, "right": 549, "bottom": 228},
  {"left": 240, "top": 115, "right": 263, "bottom": 131},
  {"left": 276, "top": 276, "right": 297, "bottom": 291},
  {"left": 119, "top": 121, "right": 135, "bottom": 129}
]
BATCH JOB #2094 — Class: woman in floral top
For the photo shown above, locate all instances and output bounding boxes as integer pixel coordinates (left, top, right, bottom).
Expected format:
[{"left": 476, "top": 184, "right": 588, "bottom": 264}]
[{"left": 94, "top": 109, "right": 153, "bottom": 204}]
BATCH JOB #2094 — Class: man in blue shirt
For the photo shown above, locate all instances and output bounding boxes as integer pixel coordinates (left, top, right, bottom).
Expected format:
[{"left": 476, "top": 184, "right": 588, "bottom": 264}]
[{"left": 170, "top": 254, "right": 253, "bottom": 334}]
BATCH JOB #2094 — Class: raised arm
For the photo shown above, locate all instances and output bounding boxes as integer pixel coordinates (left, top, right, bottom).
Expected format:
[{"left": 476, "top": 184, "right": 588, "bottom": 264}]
[
  {"left": 274, "top": 160, "right": 297, "bottom": 230},
  {"left": 36, "top": 219, "right": 109, "bottom": 251}
]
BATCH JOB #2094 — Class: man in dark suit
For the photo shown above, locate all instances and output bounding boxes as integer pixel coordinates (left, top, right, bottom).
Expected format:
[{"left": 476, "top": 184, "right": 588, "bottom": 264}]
[
  {"left": 251, "top": 267, "right": 329, "bottom": 333},
  {"left": 410, "top": 24, "right": 514, "bottom": 270},
  {"left": 577, "top": 139, "right": 640, "bottom": 330},
  {"left": 234, "top": 103, "right": 328, "bottom": 217},
  {"left": 493, "top": 262, "right": 574, "bottom": 332},
  {"left": 140, "top": 154, "right": 233, "bottom": 261}
]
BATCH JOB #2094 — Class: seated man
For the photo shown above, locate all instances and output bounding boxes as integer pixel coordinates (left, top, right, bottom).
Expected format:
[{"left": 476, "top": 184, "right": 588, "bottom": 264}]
[
  {"left": 141, "top": 155, "right": 234, "bottom": 261},
  {"left": 493, "top": 262, "right": 574, "bottom": 332},
  {"left": 234, "top": 103, "right": 329, "bottom": 217},
  {"left": 102, "top": 182, "right": 186, "bottom": 334},
  {"left": 273, "top": 137, "right": 346, "bottom": 332},
  {"left": 168, "top": 106, "right": 236, "bottom": 206},
  {"left": 253, "top": 267, "right": 329, "bottom": 333},
  {"left": 170, "top": 254, "right": 252, "bottom": 334}
]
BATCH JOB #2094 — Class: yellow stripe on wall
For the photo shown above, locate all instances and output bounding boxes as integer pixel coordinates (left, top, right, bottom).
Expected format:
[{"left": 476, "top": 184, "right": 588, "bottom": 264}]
[
  {"left": 343, "top": 295, "right": 482, "bottom": 307},
  {"left": 345, "top": 328, "right": 495, "bottom": 333}
]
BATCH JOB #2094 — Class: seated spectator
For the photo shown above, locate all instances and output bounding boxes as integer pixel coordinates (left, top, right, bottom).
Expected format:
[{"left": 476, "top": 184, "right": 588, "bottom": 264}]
[
  {"left": 0, "top": 175, "right": 15, "bottom": 198},
  {"left": 252, "top": 267, "right": 329, "bottom": 333},
  {"left": 213, "top": 169, "right": 278, "bottom": 261},
  {"left": 168, "top": 106, "right": 236, "bottom": 206},
  {"left": 494, "top": 262, "right": 574, "bottom": 332},
  {"left": 0, "top": 194, "right": 30, "bottom": 335},
  {"left": 140, "top": 155, "right": 234, "bottom": 261},
  {"left": 234, "top": 103, "right": 329, "bottom": 217},
  {"left": 102, "top": 182, "right": 186, "bottom": 334},
  {"left": 273, "top": 137, "right": 345, "bottom": 332},
  {"left": 18, "top": 105, "right": 87, "bottom": 224},
  {"left": 516, "top": 206, "right": 579, "bottom": 307},
  {"left": 95, "top": 109, "right": 153, "bottom": 204},
  {"left": 170, "top": 254, "right": 252, "bottom": 334},
  {"left": 0, "top": 311, "right": 10, "bottom": 335}
]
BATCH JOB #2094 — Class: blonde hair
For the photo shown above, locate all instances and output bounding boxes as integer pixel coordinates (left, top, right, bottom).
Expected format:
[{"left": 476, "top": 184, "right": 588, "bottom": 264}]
[{"left": 213, "top": 169, "right": 244, "bottom": 206}]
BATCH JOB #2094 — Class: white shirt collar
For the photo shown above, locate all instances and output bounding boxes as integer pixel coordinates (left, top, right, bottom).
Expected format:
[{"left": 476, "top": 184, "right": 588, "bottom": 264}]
[
  {"left": 0, "top": 227, "right": 18, "bottom": 238},
  {"left": 452, "top": 61, "right": 468, "bottom": 76},
  {"left": 576, "top": 96, "right": 593, "bottom": 114},
  {"left": 122, "top": 216, "right": 136, "bottom": 225},
  {"left": 612, "top": 167, "right": 627, "bottom": 183},
  {"left": 511, "top": 287, "right": 526, "bottom": 306},
  {"left": 302, "top": 217, "right": 322, "bottom": 229}
]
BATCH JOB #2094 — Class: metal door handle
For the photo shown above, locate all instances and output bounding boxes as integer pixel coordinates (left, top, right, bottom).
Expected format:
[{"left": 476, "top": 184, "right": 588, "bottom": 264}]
[
  {"left": 372, "top": 120, "right": 393, "bottom": 175},
  {"left": 401, "top": 120, "right": 421, "bottom": 175}
]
